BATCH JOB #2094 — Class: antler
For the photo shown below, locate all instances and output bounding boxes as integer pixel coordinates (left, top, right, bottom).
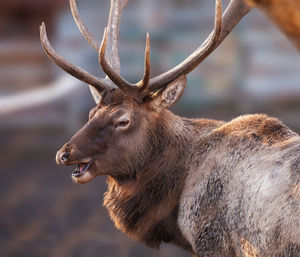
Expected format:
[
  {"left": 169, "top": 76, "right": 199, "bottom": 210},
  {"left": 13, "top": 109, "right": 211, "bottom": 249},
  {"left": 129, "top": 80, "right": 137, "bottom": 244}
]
[
  {"left": 69, "top": 0, "right": 101, "bottom": 51},
  {"left": 40, "top": 0, "right": 131, "bottom": 103},
  {"left": 96, "top": 0, "right": 251, "bottom": 98},
  {"left": 41, "top": 0, "right": 252, "bottom": 104},
  {"left": 70, "top": 0, "right": 151, "bottom": 102},
  {"left": 71, "top": 0, "right": 151, "bottom": 102},
  {"left": 40, "top": 23, "right": 108, "bottom": 93},
  {"left": 218, "top": 0, "right": 251, "bottom": 47},
  {"left": 99, "top": 29, "right": 151, "bottom": 102},
  {"left": 148, "top": 0, "right": 252, "bottom": 92},
  {"left": 69, "top": 0, "right": 131, "bottom": 102},
  {"left": 98, "top": 0, "right": 222, "bottom": 101},
  {"left": 70, "top": 0, "right": 130, "bottom": 76}
]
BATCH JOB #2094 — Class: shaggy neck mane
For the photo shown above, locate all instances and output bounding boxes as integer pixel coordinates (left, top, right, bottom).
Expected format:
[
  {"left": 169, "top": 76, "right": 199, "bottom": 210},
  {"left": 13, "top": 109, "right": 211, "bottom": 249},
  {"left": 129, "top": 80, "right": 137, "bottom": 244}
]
[
  {"left": 103, "top": 111, "right": 222, "bottom": 250},
  {"left": 103, "top": 111, "right": 193, "bottom": 250}
]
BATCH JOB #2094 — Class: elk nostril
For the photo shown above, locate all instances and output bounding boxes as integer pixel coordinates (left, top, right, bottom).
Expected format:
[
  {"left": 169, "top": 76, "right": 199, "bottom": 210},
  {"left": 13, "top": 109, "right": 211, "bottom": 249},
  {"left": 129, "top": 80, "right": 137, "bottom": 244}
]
[{"left": 61, "top": 152, "right": 70, "bottom": 162}]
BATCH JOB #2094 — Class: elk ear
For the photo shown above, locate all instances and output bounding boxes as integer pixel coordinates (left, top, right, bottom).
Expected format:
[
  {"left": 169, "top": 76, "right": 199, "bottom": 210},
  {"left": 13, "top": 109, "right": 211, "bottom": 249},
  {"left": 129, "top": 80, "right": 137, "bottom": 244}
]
[
  {"left": 89, "top": 85, "right": 102, "bottom": 104},
  {"left": 151, "top": 75, "right": 186, "bottom": 109}
]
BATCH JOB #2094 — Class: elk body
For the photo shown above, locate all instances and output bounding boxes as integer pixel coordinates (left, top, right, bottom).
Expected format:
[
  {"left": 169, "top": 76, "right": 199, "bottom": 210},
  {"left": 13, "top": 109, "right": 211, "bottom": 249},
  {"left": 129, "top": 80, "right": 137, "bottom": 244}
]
[{"left": 40, "top": 0, "right": 300, "bottom": 256}]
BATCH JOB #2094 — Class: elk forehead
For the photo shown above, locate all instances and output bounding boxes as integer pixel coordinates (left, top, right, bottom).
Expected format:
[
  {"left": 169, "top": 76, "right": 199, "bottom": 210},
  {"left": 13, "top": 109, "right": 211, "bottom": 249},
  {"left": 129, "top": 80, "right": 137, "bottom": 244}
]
[
  {"left": 99, "top": 88, "right": 128, "bottom": 106},
  {"left": 89, "top": 102, "right": 134, "bottom": 125},
  {"left": 88, "top": 89, "right": 136, "bottom": 117}
]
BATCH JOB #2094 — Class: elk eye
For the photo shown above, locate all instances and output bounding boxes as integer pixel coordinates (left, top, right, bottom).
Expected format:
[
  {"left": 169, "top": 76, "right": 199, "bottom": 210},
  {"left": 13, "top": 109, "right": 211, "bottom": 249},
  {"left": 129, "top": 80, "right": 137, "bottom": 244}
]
[{"left": 115, "top": 119, "right": 130, "bottom": 129}]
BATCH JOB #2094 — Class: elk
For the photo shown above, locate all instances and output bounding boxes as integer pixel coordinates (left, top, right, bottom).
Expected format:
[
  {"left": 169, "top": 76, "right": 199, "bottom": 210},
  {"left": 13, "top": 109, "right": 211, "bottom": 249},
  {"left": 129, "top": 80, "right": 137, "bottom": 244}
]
[{"left": 40, "top": 0, "right": 300, "bottom": 256}]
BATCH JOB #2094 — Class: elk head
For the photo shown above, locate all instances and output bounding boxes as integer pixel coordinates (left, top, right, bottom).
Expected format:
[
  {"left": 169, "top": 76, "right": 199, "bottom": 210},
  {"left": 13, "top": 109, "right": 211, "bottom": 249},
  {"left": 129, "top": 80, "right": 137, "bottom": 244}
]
[{"left": 40, "top": 0, "right": 251, "bottom": 184}]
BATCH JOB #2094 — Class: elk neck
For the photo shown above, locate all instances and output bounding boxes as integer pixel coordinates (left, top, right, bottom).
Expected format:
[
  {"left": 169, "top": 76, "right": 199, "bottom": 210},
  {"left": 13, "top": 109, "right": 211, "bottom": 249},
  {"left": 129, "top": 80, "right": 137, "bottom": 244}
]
[{"left": 103, "top": 109, "right": 224, "bottom": 251}]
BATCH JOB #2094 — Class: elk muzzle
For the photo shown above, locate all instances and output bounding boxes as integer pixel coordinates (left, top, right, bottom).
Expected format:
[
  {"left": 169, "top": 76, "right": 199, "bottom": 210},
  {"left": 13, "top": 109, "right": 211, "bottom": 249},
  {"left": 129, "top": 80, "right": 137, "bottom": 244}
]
[
  {"left": 56, "top": 143, "right": 71, "bottom": 165},
  {"left": 56, "top": 142, "right": 95, "bottom": 184},
  {"left": 56, "top": 142, "right": 93, "bottom": 165}
]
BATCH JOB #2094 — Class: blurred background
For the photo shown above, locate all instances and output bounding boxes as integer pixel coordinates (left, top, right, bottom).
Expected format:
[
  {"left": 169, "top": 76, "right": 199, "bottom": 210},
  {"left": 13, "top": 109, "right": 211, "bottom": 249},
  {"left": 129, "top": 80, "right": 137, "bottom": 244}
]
[{"left": 1, "top": 0, "right": 300, "bottom": 256}]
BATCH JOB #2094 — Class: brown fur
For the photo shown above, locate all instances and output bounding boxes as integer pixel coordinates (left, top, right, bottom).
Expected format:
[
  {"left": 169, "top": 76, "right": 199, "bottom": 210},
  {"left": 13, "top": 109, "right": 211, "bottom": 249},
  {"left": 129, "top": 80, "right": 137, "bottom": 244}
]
[
  {"left": 102, "top": 109, "right": 213, "bottom": 250},
  {"left": 56, "top": 89, "right": 300, "bottom": 256}
]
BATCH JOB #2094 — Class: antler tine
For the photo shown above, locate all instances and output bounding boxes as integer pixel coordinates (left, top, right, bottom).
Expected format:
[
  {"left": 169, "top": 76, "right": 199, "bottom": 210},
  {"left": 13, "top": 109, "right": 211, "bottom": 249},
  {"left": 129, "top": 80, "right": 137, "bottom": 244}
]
[
  {"left": 39, "top": 22, "right": 109, "bottom": 93},
  {"left": 99, "top": 0, "right": 153, "bottom": 102},
  {"left": 99, "top": 28, "right": 136, "bottom": 91},
  {"left": 138, "top": 33, "right": 151, "bottom": 93},
  {"left": 70, "top": 0, "right": 151, "bottom": 101},
  {"left": 104, "top": 0, "right": 130, "bottom": 75},
  {"left": 99, "top": 28, "right": 152, "bottom": 102},
  {"left": 148, "top": 0, "right": 222, "bottom": 92},
  {"left": 69, "top": 0, "right": 101, "bottom": 51},
  {"left": 70, "top": 0, "right": 130, "bottom": 80}
]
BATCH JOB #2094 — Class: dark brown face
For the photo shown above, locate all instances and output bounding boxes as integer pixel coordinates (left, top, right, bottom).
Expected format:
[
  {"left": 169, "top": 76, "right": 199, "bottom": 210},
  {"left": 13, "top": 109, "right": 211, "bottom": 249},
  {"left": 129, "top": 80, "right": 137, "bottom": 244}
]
[
  {"left": 56, "top": 77, "right": 186, "bottom": 184},
  {"left": 56, "top": 92, "right": 151, "bottom": 183}
]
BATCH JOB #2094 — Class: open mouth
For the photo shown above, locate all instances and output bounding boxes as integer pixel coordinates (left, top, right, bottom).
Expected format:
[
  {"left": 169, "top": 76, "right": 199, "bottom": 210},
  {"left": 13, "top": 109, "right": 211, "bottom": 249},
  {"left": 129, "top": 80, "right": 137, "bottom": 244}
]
[{"left": 72, "top": 161, "right": 93, "bottom": 178}]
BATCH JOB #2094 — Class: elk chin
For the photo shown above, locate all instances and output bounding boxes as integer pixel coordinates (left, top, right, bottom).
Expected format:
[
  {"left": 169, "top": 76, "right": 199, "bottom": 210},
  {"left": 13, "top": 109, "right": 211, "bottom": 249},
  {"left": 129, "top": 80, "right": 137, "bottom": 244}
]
[
  {"left": 71, "top": 161, "right": 95, "bottom": 184},
  {"left": 72, "top": 171, "right": 94, "bottom": 184}
]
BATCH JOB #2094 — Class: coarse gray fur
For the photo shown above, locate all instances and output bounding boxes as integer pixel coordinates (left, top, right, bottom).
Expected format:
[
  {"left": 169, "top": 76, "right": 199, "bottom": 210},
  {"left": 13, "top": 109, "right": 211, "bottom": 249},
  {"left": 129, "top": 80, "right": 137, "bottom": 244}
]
[{"left": 178, "top": 114, "right": 300, "bottom": 257}]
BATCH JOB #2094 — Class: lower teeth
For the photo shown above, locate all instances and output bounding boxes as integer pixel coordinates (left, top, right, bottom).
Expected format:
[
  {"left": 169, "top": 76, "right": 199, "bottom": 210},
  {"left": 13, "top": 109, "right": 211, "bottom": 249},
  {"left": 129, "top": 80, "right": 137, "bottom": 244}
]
[
  {"left": 72, "top": 167, "right": 81, "bottom": 177},
  {"left": 72, "top": 162, "right": 92, "bottom": 178}
]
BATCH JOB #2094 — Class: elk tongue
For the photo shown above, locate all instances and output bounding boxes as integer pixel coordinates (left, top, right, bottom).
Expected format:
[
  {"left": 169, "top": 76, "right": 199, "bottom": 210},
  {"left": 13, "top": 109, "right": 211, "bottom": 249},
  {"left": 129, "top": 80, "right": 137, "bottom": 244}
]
[{"left": 72, "top": 162, "right": 92, "bottom": 178}]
